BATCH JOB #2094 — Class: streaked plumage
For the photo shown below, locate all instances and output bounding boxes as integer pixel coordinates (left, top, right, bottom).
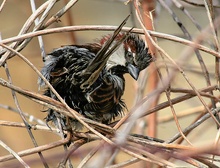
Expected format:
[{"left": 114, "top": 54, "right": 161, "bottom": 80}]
[{"left": 39, "top": 20, "right": 152, "bottom": 130}]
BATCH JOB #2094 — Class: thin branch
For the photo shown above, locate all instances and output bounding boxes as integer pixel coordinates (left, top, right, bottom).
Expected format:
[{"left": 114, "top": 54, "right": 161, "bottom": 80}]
[
  {"left": 0, "top": 140, "right": 30, "bottom": 168},
  {"left": 0, "top": 0, "right": 51, "bottom": 65},
  {"left": 4, "top": 63, "right": 48, "bottom": 168},
  {"left": 0, "top": 26, "right": 220, "bottom": 58},
  {"left": 167, "top": 107, "right": 220, "bottom": 143},
  {"left": 59, "top": 139, "right": 87, "bottom": 167},
  {"left": 0, "top": 0, "right": 7, "bottom": 13},
  {"left": 0, "top": 104, "right": 46, "bottom": 125},
  {"left": 181, "top": 0, "right": 220, "bottom": 8},
  {"left": 0, "top": 120, "right": 58, "bottom": 133},
  {"left": 42, "top": 0, "right": 78, "bottom": 29},
  {"left": 158, "top": 0, "right": 218, "bottom": 127},
  {"left": 29, "top": 0, "right": 47, "bottom": 59},
  {"left": 0, "top": 43, "right": 117, "bottom": 145},
  {"left": 0, "top": 133, "right": 71, "bottom": 162}
]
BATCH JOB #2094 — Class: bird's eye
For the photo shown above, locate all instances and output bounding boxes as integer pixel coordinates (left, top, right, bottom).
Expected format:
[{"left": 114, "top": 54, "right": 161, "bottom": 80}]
[
  {"left": 126, "top": 51, "right": 138, "bottom": 66},
  {"left": 126, "top": 51, "right": 134, "bottom": 60}
]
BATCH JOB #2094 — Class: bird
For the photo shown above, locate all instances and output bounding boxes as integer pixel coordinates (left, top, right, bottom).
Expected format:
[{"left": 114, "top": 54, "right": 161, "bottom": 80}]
[{"left": 38, "top": 18, "right": 153, "bottom": 131}]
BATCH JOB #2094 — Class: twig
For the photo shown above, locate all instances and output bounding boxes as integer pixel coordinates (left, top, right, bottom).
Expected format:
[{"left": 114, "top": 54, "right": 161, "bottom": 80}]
[
  {"left": 0, "top": 104, "right": 46, "bottom": 125},
  {"left": 0, "top": 74, "right": 217, "bottom": 132},
  {"left": 0, "top": 78, "right": 115, "bottom": 134},
  {"left": 170, "top": 87, "right": 219, "bottom": 100},
  {"left": 77, "top": 142, "right": 103, "bottom": 168},
  {"left": 59, "top": 139, "right": 87, "bottom": 167},
  {"left": 0, "top": 67, "right": 157, "bottom": 167},
  {"left": 0, "top": 26, "right": 220, "bottom": 58},
  {"left": 158, "top": 105, "right": 205, "bottom": 123},
  {"left": 125, "top": 144, "right": 176, "bottom": 167},
  {"left": 4, "top": 63, "right": 48, "bottom": 168},
  {"left": 0, "top": 140, "right": 30, "bottom": 167},
  {"left": 0, "top": 0, "right": 78, "bottom": 65},
  {"left": 142, "top": 85, "right": 218, "bottom": 117},
  {"left": 1, "top": 1, "right": 220, "bottom": 166},
  {"left": 105, "top": 158, "right": 139, "bottom": 168},
  {"left": 140, "top": 0, "right": 158, "bottom": 141},
  {"left": 172, "top": 0, "right": 202, "bottom": 31},
  {"left": 0, "top": 0, "right": 7, "bottom": 13},
  {"left": 63, "top": 0, "right": 77, "bottom": 44},
  {"left": 42, "top": 0, "right": 78, "bottom": 29},
  {"left": 0, "top": 120, "right": 58, "bottom": 133},
  {"left": 0, "top": 0, "right": 51, "bottom": 65},
  {"left": 167, "top": 107, "right": 220, "bottom": 143},
  {"left": 0, "top": 42, "right": 119, "bottom": 148},
  {"left": 0, "top": 133, "right": 71, "bottom": 162},
  {"left": 138, "top": 0, "right": 220, "bottom": 129},
  {"left": 181, "top": 0, "right": 220, "bottom": 8},
  {"left": 204, "top": 0, "right": 220, "bottom": 163},
  {"left": 29, "top": 0, "right": 46, "bottom": 59},
  {"left": 158, "top": 0, "right": 218, "bottom": 127}
]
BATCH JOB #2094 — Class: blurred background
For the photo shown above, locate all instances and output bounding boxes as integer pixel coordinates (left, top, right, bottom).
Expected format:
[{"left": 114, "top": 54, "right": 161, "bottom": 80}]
[{"left": 1, "top": 0, "right": 220, "bottom": 167}]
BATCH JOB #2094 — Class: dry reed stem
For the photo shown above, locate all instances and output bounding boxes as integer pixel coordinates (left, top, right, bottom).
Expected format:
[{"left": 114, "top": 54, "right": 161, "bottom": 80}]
[{"left": 1, "top": 0, "right": 220, "bottom": 167}]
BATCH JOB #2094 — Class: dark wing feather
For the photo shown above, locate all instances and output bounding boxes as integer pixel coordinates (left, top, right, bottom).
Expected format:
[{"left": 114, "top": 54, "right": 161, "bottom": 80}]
[
  {"left": 79, "top": 15, "right": 132, "bottom": 90},
  {"left": 38, "top": 16, "right": 135, "bottom": 127}
]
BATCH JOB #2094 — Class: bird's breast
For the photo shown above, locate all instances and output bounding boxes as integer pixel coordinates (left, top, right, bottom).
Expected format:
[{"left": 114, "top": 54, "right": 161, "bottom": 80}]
[{"left": 84, "top": 73, "right": 125, "bottom": 112}]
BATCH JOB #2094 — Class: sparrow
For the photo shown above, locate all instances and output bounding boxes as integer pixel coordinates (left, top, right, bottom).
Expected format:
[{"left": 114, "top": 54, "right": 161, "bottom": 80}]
[{"left": 38, "top": 17, "right": 153, "bottom": 130}]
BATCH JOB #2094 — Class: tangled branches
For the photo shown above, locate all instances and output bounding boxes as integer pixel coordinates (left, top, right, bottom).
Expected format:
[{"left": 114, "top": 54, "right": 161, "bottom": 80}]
[{"left": 1, "top": 0, "right": 220, "bottom": 167}]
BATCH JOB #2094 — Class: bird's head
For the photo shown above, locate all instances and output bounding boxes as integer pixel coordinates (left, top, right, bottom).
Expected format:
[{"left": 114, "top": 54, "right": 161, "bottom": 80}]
[{"left": 102, "top": 34, "right": 153, "bottom": 80}]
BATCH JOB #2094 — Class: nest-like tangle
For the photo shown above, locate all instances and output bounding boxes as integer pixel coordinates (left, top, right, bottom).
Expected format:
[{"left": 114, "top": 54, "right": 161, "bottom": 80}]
[{"left": 1, "top": 0, "right": 220, "bottom": 167}]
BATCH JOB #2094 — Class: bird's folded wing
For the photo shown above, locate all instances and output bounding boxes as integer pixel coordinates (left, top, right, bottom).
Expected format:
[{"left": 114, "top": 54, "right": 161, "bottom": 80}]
[{"left": 79, "top": 15, "right": 132, "bottom": 90}]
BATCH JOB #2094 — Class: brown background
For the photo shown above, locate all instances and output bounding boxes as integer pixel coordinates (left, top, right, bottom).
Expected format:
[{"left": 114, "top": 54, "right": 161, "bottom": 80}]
[{"left": 0, "top": 0, "right": 220, "bottom": 167}]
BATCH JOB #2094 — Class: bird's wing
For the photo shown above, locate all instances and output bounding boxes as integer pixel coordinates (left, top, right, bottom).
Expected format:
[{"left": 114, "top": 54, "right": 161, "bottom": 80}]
[{"left": 79, "top": 15, "right": 133, "bottom": 90}]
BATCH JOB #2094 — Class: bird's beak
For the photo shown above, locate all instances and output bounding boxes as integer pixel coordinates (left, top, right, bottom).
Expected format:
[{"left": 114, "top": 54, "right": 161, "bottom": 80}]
[{"left": 127, "top": 64, "right": 140, "bottom": 80}]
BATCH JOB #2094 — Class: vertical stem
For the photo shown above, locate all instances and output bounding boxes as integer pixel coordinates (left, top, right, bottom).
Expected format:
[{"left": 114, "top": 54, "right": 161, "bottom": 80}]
[
  {"left": 30, "top": 0, "right": 46, "bottom": 59},
  {"left": 64, "top": 0, "right": 76, "bottom": 44},
  {"left": 141, "top": 0, "right": 158, "bottom": 138},
  {"left": 140, "top": 1, "right": 158, "bottom": 167}
]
